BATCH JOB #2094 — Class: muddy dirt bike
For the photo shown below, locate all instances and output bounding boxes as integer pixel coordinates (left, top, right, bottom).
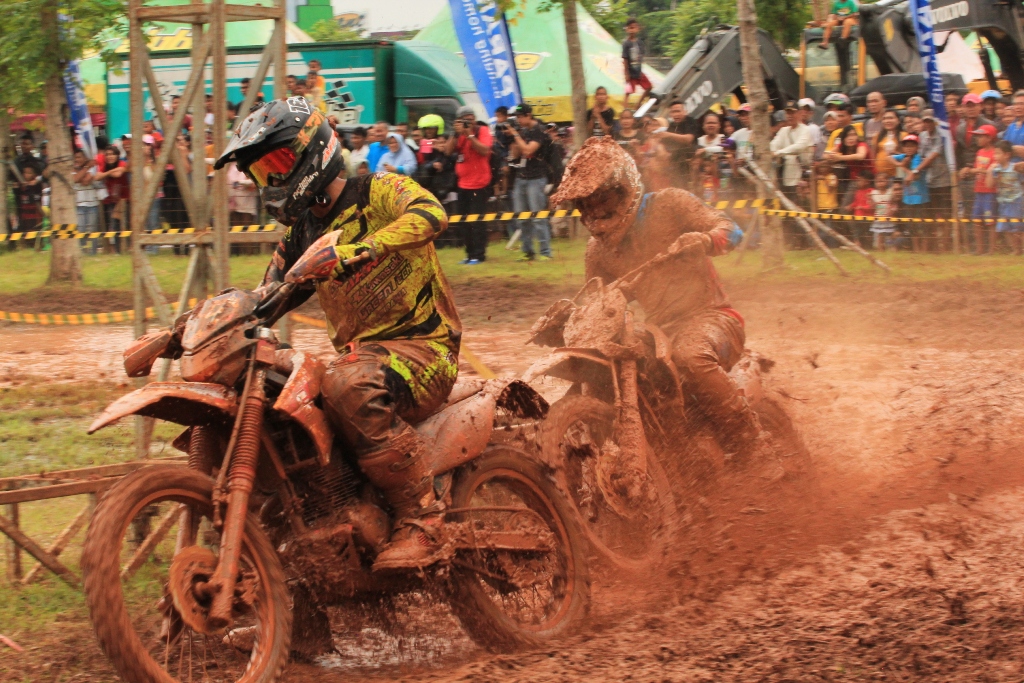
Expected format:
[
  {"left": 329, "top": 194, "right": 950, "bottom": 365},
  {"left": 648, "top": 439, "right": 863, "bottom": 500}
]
[
  {"left": 81, "top": 284, "right": 590, "bottom": 683},
  {"left": 523, "top": 244, "right": 803, "bottom": 570}
]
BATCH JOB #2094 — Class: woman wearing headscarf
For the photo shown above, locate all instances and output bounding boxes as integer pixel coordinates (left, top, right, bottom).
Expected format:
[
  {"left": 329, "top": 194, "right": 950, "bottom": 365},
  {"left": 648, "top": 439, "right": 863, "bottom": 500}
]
[{"left": 376, "top": 132, "right": 418, "bottom": 176}]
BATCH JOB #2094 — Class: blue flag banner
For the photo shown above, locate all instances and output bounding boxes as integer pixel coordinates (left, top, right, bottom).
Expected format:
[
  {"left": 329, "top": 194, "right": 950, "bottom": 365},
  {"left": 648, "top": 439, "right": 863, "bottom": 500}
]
[
  {"left": 909, "top": 0, "right": 957, "bottom": 175},
  {"left": 64, "top": 60, "right": 97, "bottom": 159},
  {"left": 448, "top": 0, "right": 522, "bottom": 119}
]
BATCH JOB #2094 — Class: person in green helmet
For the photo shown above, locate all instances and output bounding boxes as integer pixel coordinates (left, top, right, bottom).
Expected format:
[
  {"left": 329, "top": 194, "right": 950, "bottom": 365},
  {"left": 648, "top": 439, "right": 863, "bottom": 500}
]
[{"left": 415, "top": 113, "right": 455, "bottom": 201}]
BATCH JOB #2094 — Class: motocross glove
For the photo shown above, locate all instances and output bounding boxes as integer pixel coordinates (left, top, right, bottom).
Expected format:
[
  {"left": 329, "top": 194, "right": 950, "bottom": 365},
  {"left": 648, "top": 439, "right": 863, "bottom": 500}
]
[{"left": 332, "top": 241, "right": 377, "bottom": 280}]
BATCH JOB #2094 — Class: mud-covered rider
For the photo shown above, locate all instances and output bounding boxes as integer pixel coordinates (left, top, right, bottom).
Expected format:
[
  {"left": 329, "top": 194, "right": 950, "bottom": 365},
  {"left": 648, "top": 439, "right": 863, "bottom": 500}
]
[
  {"left": 550, "top": 136, "right": 770, "bottom": 461},
  {"left": 214, "top": 98, "right": 461, "bottom": 571}
]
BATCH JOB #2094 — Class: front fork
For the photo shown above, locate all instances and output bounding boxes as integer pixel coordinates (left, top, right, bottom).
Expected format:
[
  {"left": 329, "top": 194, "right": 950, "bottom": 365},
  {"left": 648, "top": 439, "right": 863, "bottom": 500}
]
[
  {"left": 207, "top": 350, "right": 272, "bottom": 630},
  {"left": 614, "top": 309, "right": 649, "bottom": 474}
]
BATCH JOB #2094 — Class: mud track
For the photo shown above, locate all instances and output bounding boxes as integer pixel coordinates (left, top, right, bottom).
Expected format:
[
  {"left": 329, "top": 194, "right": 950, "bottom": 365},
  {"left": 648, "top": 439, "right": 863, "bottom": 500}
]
[{"left": 3, "top": 277, "right": 1024, "bottom": 682}]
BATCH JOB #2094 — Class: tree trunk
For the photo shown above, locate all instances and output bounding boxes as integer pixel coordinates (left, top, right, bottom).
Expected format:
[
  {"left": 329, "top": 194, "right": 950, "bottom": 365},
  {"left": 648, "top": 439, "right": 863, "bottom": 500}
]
[
  {"left": 0, "top": 108, "right": 8, "bottom": 239},
  {"left": 812, "top": 0, "right": 830, "bottom": 23},
  {"left": 42, "top": 4, "right": 82, "bottom": 285},
  {"left": 563, "top": 0, "right": 589, "bottom": 153},
  {"left": 736, "top": 0, "right": 784, "bottom": 270}
]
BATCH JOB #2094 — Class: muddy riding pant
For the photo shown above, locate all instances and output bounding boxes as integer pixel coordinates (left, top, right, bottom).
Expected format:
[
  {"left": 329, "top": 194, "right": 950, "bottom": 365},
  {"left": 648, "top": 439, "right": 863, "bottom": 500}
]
[
  {"left": 320, "top": 339, "right": 459, "bottom": 517},
  {"left": 669, "top": 309, "right": 761, "bottom": 450}
]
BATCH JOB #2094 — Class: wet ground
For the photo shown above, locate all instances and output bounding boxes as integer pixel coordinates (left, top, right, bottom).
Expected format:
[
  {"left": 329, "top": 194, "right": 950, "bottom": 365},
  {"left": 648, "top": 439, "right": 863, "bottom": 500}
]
[{"left": 2, "top": 276, "right": 1024, "bottom": 681}]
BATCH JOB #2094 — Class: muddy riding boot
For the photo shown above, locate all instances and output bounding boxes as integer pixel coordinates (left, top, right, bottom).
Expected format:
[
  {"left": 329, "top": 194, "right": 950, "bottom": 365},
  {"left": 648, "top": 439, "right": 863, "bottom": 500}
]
[{"left": 358, "top": 427, "right": 446, "bottom": 572}]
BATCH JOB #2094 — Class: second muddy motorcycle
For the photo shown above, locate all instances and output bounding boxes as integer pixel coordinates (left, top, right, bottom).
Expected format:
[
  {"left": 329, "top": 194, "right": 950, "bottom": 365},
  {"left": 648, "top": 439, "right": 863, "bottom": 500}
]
[
  {"left": 81, "top": 282, "right": 590, "bottom": 682},
  {"left": 524, "top": 248, "right": 802, "bottom": 570}
]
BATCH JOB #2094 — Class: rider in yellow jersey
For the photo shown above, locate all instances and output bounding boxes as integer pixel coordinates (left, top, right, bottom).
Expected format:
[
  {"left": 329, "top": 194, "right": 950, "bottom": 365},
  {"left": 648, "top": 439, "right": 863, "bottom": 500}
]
[{"left": 216, "top": 98, "right": 461, "bottom": 570}]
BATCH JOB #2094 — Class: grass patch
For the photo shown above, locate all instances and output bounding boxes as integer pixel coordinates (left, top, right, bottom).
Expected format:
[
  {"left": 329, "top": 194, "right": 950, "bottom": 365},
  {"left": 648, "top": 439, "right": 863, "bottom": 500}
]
[
  {"left": 0, "top": 380, "right": 182, "bottom": 478},
  {"left": 1, "top": 240, "right": 1022, "bottom": 302}
]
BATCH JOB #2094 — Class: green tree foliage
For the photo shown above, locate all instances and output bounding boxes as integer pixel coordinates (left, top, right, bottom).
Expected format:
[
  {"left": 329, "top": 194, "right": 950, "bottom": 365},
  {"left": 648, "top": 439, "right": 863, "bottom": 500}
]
[
  {"left": 666, "top": 0, "right": 807, "bottom": 58},
  {"left": 308, "top": 19, "right": 363, "bottom": 42},
  {"left": 635, "top": 9, "right": 675, "bottom": 57},
  {"left": 1, "top": 0, "right": 124, "bottom": 90}
]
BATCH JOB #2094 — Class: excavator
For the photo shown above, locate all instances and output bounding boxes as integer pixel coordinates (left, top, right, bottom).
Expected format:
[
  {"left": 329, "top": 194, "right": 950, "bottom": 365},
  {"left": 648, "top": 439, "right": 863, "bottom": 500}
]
[{"left": 640, "top": 0, "right": 1024, "bottom": 118}]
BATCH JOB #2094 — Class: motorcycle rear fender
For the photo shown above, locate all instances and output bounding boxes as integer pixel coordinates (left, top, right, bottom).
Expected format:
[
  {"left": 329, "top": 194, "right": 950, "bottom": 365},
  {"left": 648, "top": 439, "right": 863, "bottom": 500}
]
[
  {"left": 88, "top": 382, "right": 238, "bottom": 434},
  {"left": 272, "top": 350, "right": 332, "bottom": 465},
  {"left": 421, "top": 379, "right": 548, "bottom": 476}
]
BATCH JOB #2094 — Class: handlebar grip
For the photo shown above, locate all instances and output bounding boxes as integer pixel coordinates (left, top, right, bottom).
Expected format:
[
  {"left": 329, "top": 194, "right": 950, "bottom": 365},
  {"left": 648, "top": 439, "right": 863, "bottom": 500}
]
[{"left": 343, "top": 251, "right": 373, "bottom": 267}]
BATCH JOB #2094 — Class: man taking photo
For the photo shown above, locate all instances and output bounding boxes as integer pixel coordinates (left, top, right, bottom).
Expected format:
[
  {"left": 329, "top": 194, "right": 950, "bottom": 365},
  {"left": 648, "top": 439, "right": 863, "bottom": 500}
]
[
  {"left": 444, "top": 105, "right": 493, "bottom": 264},
  {"left": 509, "top": 103, "right": 552, "bottom": 261}
]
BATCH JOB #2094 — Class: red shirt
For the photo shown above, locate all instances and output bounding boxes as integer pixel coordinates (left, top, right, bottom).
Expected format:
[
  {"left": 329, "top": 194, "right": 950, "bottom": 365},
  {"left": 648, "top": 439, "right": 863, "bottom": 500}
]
[
  {"left": 103, "top": 160, "right": 129, "bottom": 204},
  {"left": 851, "top": 187, "right": 873, "bottom": 215},
  {"left": 974, "top": 147, "right": 997, "bottom": 193},
  {"left": 454, "top": 124, "right": 493, "bottom": 190}
]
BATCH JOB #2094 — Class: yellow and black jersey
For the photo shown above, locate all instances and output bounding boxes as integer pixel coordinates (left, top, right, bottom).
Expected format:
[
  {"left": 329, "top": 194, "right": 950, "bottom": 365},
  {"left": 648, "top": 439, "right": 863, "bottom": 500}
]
[{"left": 264, "top": 172, "right": 462, "bottom": 354}]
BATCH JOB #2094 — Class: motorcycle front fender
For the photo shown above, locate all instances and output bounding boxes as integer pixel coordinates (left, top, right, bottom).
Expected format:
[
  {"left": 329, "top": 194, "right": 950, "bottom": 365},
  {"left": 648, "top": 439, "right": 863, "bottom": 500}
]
[
  {"left": 522, "top": 348, "right": 614, "bottom": 385},
  {"left": 88, "top": 382, "right": 238, "bottom": 434}
]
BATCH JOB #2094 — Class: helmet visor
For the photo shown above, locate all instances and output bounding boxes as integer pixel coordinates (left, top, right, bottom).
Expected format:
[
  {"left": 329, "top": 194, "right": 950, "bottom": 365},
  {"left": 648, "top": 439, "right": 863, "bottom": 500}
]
[{"left": 245, "top": 146, "right": 298, "bottom": 187}]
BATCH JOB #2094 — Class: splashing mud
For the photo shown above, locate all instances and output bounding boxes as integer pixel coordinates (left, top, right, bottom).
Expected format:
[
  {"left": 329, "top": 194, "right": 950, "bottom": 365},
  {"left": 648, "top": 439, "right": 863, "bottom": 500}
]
[{"left": 4, "top": 277, "right": 1024, "bottom": 682}]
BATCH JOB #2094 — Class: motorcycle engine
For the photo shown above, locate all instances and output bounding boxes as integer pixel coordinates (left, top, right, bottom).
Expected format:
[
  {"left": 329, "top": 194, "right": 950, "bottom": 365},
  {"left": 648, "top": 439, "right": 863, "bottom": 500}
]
[{"left": 297, "top": 454, "right": 361, "bottom": 527}]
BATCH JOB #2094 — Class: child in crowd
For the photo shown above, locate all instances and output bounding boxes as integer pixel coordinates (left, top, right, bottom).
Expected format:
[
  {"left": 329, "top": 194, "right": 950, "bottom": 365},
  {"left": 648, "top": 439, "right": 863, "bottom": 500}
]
[
  {"left": 870, "top": 173, "right": 896, "bottom": 250},
  {"left": 698, "top": 156, "right": 720, "bottom": 203},
  {"left": 846, "top": 170, "right": 874, "bottom": 248},
  {"left": 356, "top": 160, "right": 370, "bottom": 177},
  {"left": 14, "top": 165, "right": 44, "bottom": 235},
  {"left": 987, "top": 139, "right": 1024, "bottom": 255},
  {"left": 961, "top": 124, "right": 998, "bottom": 254},
  {"left": 72, "top": 149, "right": 100, "bottom": 254},
  {"left": 892, "top": 135, "right": 930, "bottom": 252}
]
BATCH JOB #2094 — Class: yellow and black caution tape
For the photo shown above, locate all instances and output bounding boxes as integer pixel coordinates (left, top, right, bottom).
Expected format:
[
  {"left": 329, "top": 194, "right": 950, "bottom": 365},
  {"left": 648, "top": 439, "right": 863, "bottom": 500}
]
[
  {"left": 761, "top": 209, "right": 1024, "bottom": 224},
  {"left": 0, "top": 199, "right": 778, "bottom": 241},
  {"left": 289, "top": 312, "right": 496, "bottom": 378},
  {"left": 0, "top": 299, "right": 199, "bottom": 326},
  {"left": 0, "top": 224, "right": 280, "bottom": 243}
]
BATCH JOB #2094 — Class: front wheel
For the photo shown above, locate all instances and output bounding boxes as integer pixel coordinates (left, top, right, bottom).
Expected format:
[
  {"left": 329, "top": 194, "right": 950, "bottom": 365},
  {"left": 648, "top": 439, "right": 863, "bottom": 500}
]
[
  {"left": 447, "top": 446, "right": 590, "bottom": 652},
  {"left": 81, "top": 465, "right": 291, "bottom": 683},
  {"left": 539, "top": 395, "right": 676, "bottom": 571}
]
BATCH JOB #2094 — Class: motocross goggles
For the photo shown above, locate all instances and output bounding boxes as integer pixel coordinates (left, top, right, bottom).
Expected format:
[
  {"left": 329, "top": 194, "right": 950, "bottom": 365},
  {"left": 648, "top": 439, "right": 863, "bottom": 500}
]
[{"left": 244, "top": 146, "right": 299, "bottom": 188}]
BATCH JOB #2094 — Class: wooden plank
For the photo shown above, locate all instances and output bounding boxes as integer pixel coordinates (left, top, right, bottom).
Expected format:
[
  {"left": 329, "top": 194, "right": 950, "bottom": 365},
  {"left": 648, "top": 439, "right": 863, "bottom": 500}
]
[
  {"left": 0, "top": 457, "right": 187, "bottom": 487},
  {"left": 0, "top": 513, "right": 80, "bottom": 588},
  {"left": 22, "top": 502, "right": 92, "bottom": 584},
  {"left": 224, "top": 4, "right": 285, "bottom": 20},
  {"left": 120, "top": 505, "right": 181, "bottom": 581},
  {"left": 0, "top": 479, "right": 120, "bottom": 506},
  {"left": 136, "top": 5, "right": 209, "bottom": 22},
  {"left": 273, "top": 1, "right": 286, "bottom": 99}
]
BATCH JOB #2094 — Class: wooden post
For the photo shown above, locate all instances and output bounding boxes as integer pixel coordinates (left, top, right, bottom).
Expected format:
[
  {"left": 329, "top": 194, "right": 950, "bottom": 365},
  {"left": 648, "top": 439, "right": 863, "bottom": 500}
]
[
  {"left": 273, "top": 0, "right": 287, "bottom": 100},
  {"left": 4, "top": 504, "right": 21, "bottom": 581},
  {"left": 212, "top": 0, "right": 230, "bottom": 291},
  {"left": 191, "top": 8, "right": 209, "bottom": 237},
  {"left": 0, "top": 512, "right": 79, "bottom": 588}
]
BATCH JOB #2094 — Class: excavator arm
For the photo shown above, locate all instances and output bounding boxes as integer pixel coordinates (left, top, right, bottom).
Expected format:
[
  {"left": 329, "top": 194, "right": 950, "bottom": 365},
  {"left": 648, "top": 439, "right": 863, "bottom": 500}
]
[{"left": 637, "top": 26, "right": 819, "bottom": 120}]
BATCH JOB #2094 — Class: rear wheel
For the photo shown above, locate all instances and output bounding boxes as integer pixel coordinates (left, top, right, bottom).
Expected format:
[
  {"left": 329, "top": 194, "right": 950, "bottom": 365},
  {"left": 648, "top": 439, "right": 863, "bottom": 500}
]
[
  {"left": 447, "top": 446, "right": 590, "bottom": 652},
  {"left": 81, "top": 465, "right": 291, "bottom": 683},
  {"left": 539, "top": 395, "right": 676, "bottom": 570}
]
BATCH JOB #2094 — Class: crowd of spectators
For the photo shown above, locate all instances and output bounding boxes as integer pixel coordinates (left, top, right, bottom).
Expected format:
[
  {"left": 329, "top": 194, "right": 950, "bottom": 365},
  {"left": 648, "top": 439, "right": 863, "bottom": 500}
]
[
  {"left": 578, "top": 83, "right": 1024, "bottom": 255},
  {"left": 8, "top": 34, "right": 1024, "bottom": 259}
]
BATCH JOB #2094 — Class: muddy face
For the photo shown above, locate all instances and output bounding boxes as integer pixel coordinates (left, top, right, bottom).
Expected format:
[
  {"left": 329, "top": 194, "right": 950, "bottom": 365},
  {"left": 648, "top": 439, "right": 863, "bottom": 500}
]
[{"left": 577, "top": 184, "right": 631, "bottom": 236}]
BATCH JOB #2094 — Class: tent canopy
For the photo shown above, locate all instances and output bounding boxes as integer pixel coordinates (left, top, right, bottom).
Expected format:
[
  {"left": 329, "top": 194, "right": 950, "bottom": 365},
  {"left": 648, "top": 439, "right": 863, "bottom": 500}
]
[{"left": 414, "top": 0, "right": 662, "bottom": 122}]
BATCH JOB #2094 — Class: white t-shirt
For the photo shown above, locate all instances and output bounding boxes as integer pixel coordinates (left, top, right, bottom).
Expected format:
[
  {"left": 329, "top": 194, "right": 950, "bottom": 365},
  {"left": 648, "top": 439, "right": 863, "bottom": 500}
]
[
  {"left": 698, "top": 134, "right": 724, "bottom": 155},
  {"left": 870, "top": 188, "right": 895, "bottom": 231},
  {"left": 729, "top": 127, "right": 753, "bottom": 161}
]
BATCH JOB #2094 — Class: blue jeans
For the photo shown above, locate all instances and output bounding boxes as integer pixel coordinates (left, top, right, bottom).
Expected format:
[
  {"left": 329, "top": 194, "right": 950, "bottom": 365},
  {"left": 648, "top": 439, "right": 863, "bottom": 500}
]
[
  {"left": 512, "top": 176, "right": 551, "bottom": 257},
  {"left": 77, "top": 204, "right": 99, "bottom": 254}
]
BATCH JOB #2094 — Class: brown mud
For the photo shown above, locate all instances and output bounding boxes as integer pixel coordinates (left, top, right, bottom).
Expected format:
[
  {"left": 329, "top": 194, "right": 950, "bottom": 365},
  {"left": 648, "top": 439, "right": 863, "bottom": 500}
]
[{"left": 3, "top": 276, "right": 1024, "bottom": 682}]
